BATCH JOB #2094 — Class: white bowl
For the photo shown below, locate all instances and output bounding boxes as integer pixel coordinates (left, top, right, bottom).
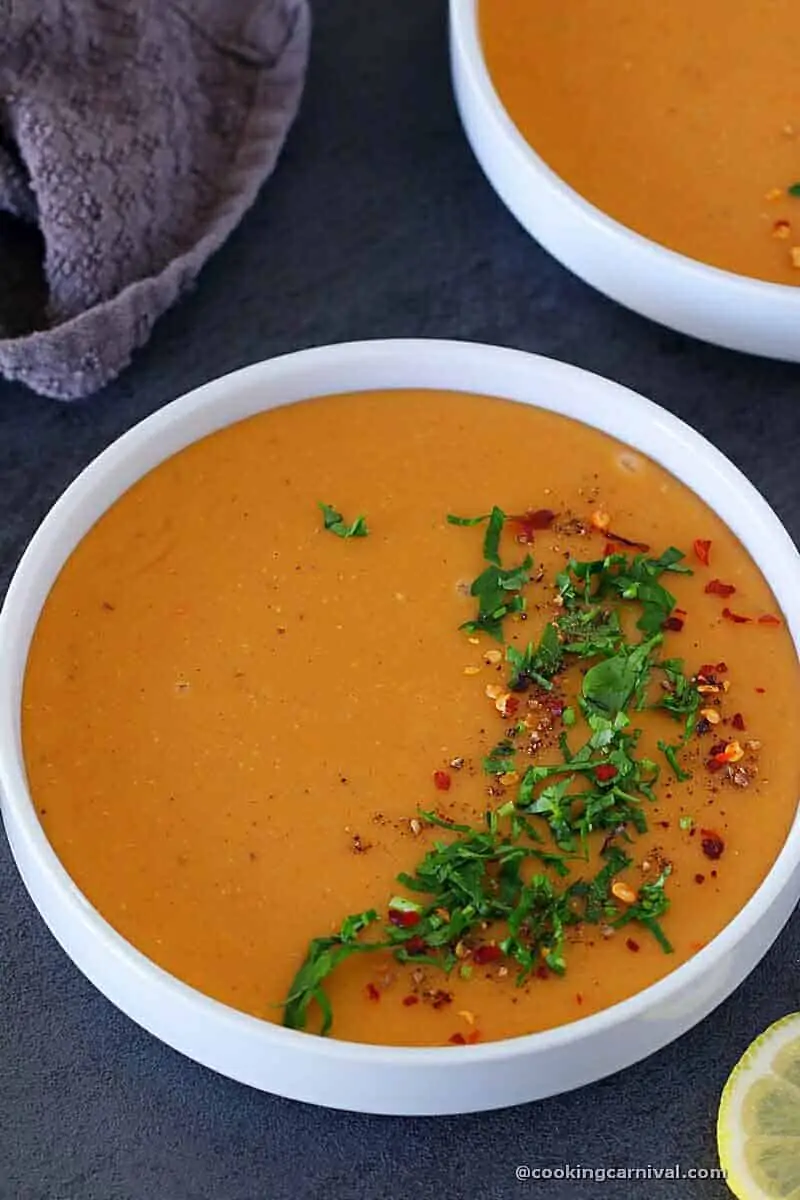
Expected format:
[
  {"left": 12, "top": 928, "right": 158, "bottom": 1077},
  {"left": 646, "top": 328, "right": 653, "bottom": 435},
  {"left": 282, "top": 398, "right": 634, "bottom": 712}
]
[
  {"left": 1, "top": 339, "right": 799, "bottom": 1115},
  {"left": 449, "top": 1, "right": 800, "bottom": 361}
]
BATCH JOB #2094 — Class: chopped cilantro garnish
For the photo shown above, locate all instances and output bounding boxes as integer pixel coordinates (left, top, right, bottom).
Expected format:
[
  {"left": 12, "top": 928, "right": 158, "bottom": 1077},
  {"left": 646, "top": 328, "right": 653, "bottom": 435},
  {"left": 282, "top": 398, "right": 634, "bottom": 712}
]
[
  {"left": 483, "top": 739, "right": 516, "bottom": 776},
  {"left": 789, "top": 182, "right": 800, "bottom": 198},
  {"left": 446, "top": 512, "right": 491, "bottom": 527},
  {"left": 581, "top": 636, "right": 661, "bottom": 719},
  {"left": 318, "top": 502, "right": 368, "bottom": 539},
  {"left": 460, "top": 558, "right": 532, "bottom": 641},
  {"left": 284, "top": 525, "right": 709, "bottom": 1034},
  {"left": 658, "top": 740, "right": 691, "bottom": 783},
  {"left": 612, "top": 867, "right": 673, "bottom": 953},
  {"left": 506, "top": 622, "right": 562, "bottom": 690}
]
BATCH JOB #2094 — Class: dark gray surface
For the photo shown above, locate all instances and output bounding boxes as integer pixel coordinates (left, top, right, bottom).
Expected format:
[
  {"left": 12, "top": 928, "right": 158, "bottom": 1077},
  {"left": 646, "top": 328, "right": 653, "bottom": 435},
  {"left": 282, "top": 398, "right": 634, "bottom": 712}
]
[{"left": 1, "top": 4, "right": 799, "bottom": 1198}]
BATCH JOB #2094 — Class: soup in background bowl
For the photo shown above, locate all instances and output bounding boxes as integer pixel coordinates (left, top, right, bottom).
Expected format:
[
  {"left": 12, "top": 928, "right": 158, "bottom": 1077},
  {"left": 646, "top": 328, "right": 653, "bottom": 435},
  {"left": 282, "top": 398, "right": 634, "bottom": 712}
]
[
  {"left": 1, "top": 339, "right": 799, "bottom": 1114},
  {"left": 450, "top": 1, "right": 800, "bottom": 361}
]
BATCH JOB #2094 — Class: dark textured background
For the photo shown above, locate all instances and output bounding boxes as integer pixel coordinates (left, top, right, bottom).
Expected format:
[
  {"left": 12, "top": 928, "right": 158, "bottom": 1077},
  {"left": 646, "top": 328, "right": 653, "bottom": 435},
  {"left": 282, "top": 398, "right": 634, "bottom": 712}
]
[{"left": 1, "top": 4, "right": 799, "bottom": 1198}]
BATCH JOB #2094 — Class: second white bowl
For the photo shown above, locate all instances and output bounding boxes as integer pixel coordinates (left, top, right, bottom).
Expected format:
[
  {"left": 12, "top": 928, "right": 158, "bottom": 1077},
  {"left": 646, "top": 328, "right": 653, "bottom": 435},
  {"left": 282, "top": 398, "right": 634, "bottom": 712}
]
[{"left": 450, "top": 0, "right": 800, "bottom": 361}]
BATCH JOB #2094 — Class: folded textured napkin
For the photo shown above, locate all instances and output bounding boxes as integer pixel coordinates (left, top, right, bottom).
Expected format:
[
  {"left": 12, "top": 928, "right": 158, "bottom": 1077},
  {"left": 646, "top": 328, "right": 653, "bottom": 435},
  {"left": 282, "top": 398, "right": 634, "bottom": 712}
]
[{"left": 0, "top": 0, "right": 310, "bottom": 399}]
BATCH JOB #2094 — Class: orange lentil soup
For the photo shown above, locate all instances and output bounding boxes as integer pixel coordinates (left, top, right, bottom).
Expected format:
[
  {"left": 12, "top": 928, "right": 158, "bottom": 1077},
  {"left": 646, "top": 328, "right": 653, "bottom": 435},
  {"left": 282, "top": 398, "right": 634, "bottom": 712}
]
[
  {"left": 22, "top": 389, "right": 799, "bottom": 1047},
  {"left": 480, "top": 0, "right": 800, "bottom": 285}
]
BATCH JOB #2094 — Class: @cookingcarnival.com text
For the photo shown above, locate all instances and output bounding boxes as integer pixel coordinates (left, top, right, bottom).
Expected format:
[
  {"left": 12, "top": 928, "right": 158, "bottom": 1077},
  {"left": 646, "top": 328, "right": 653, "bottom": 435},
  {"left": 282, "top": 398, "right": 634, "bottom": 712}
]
[{"left": 514, "top": 1164, "right": 727, "bottom": 1183}]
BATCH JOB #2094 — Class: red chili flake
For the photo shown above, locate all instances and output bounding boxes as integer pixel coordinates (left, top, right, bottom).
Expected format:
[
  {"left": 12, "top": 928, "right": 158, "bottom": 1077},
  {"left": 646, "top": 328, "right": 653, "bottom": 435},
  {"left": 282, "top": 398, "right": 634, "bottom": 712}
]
[
  {"left": 509, "top": 508, "right": 555, "bottom": 543},
  {"left": 758, "top": 614, "right": 782, "bottom": 626},
  {"left": 603, "top": 540, "right": 624, "bottom": 557},
  {"left": 662, "top": 615, "right": 684, "bottom": 632},
  {"left": 535, "top": 965, "right": 550, "bottom": 980},
  {"left": 548, "top": 699, "right": 565, "bottom": 717},
  {"left": 388, "top": 908, "right": 420, "bottom": 929},
  {"left": 606, "top": 530, "right": 650, "bottom": 552},
  {"left": 722, "top": 607, "right": 752, "bottom": 624},
  {"left": 595, "top": 764, "right": 618, "bottom": 782},
  {"left": 693, "top": 539, "right": 712, "bottom": 566},
  {"left": 433, "top": 770, "right": 451, "bottom": 792},
  {"left": 694, "top": 873, "right": 706, "bottom": 884},
  {"left": 576, "top": 993, "right": 584, "bottom": 1004},
  {"left": 709, "top": 741, "right": 727, "bottom": 756},
  {"left": 731, "top": 713, "right": 746, "bottom": 732},
  {"left": 698, "top": 661, "right": 728, "bottom": 678},
  {"left": 430, "top": 989, "right": 452, "bottom": 1010},
  {"left": 472, "top": 944, "right": 503, "bottom": 965},
  {"left": 503, "top": 696, "right": 521, "bottom": 718},
  {"left": 706, "top": 758, "right": 726, "bottom": 773},
  {"left": 700, "top": 830, "right": 725, "bottom": 860},
  {"left": 404, "top": 935, "right": 427, "bottom": 955},
  {"left": 448, "top": 1032, "right": 466, "bottom": 1045},
  {"left": 706, "top": 579, "right": 736, "bottom": 598},
  {"left": 466, "top": 1030, "right": 482, "bottom": 1044},
  {"left": 625, "top": 938, "right": 640, "bottom": 953},
  {"left": 365, "top": 983, "right": 381, "bottom": 1002},
  {"left": 526, "top": 508, "right": 556, "bottom": 529},
  {"left": 402, "top": 994, "right": 419, "bottom": 1007},
  {"left": 755, "top": 687, "right": 766, "bottom": 694}
]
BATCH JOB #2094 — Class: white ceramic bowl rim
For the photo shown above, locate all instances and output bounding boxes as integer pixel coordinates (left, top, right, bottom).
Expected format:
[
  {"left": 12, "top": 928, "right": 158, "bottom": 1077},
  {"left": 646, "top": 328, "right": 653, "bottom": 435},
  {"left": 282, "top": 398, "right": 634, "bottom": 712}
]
[
  {"left": 1, "top": 338, "right": 798, "bottom": 1074},
  {"left": 453, "top": 0, "right": 800, "bottom": 301}
]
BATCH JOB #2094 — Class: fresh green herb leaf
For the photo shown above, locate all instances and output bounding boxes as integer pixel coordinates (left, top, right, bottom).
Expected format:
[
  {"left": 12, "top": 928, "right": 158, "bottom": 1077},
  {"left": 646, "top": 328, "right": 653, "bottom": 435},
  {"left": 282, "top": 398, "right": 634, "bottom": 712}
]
[
  {"left": 581, "top": 636, "right": 661, "bottom": 719},
  {"left": 658, "top": 739, "right": 691, "bottom": 782},
  {"left": 614, "top": 867, "right": 673, "bottom": 953},
  {"left": 446, "top": 513, "right": 491, "bottom": 527},
  {"left": 789, "top": 182, "right": 800, "bottom": 198},
  {"left": 505, "top": 622, "right": 562, "bottom": 690},
  {"left": 483, "top": 506, "right": 506, "bottom": 566},
  {"left": 318, "top": 502, "right": 368, "bottom": 539},
  {"left": 556, "top": 606, "right": 623, "bottom": 658},
  {"left": 679, "top": 814, "right": 694, "bottom": 831},
  {"left": 483, "top": 739, "right": 516, "bottom": 776},
  {"left": 562, "top": 706, "right": 576, "bottom": 727},
  {"left": 460, "top": 557, "right": 532, "bottom": 641},
  {"left": 658, "top": 658, "right": 701, "bottom": 737},
  {"left": 283, "top": 909, "right": 381, "bottom": 1033}
]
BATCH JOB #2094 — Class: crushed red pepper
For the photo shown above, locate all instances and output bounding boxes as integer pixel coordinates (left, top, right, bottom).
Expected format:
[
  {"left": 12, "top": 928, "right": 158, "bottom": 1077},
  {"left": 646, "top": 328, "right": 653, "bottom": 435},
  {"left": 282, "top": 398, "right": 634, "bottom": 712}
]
[
  {"left": 404, "top": 935, "right": 427, "bottom": 955},
  {"left": 433, "top": 770, "right": 452, "bottom": 792},
  {"left": 402, "top": 994, "right": 419, "bottom": 1007},
  {"left": 706, "top": 580, "right": 736, "bottom": 598},
  {"left": 365, "top": 983, "right": 381, "bottom": 1002},
  {"left": 700, "top": 830, "right": 725, "bottom": 860},
  {"left": 472, "top": 944, "right": 503, "bottom": 965},
  {"left": 693, "top": 539, "right": 712, "bottom": 566},
  {"left": 388, "top": 908, "right": 421, "bottom": 929},
  {"left": 758, "top": 614, "right": 782, "bottom": 626},
  {"left": 509, "top": 508, "right": 556, "bottom": 543},
  {"left": 605, "top": 529, "right": 650, "bottom": 552},
  {"left": 731, "top": 713, "right": 746, "bottom": 732},
  {"left": 595, "top": 764, "right": 619, "bottom": 782},
  {"left": 448, "top": 1032, "right": 466, "bottom": 1044},
  {"left": 625, "top": 938, "right": 640, "bottom": 953},
  {"left": 662, "top": 616, "right": 684, "bottom": 632},
  {"left": 722, "top": 607, "right": 752, "bottom": 624}
]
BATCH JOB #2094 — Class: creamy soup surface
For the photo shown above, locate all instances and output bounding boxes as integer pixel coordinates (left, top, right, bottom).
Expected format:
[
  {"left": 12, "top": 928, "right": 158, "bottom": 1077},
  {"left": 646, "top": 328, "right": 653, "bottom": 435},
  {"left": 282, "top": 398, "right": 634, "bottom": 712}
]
[
  {"left": 480, "top": 0, "right": 800, "bottom": 285},
  {"left": 23, "top": 389, "right": 800, "bottom": 1046}
]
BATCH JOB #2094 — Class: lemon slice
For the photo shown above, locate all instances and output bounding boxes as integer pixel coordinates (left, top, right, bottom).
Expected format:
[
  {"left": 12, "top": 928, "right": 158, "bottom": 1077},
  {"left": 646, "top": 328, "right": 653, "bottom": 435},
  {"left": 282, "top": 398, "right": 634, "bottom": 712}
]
[{"left": 718, "top": 1014, "right": 800, "bottom": 1198}]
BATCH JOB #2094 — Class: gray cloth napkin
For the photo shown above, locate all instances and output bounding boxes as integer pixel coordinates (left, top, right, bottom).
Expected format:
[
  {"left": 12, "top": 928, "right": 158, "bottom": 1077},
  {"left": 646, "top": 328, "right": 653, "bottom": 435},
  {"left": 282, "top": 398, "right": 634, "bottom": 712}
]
[{"left": 0, "top": 0, "right": 310, "bottom": 400}]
